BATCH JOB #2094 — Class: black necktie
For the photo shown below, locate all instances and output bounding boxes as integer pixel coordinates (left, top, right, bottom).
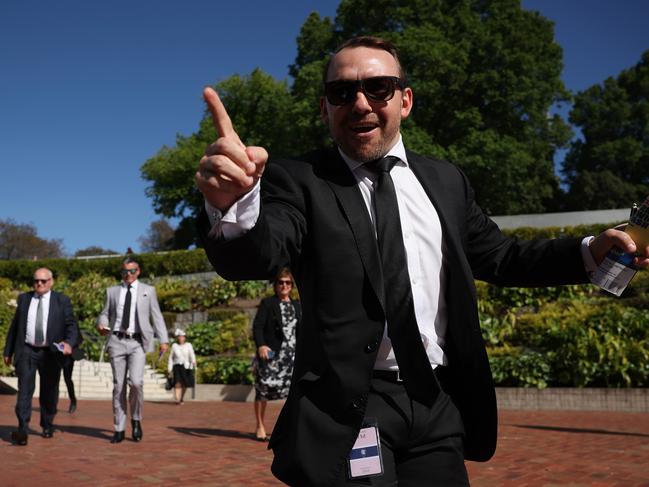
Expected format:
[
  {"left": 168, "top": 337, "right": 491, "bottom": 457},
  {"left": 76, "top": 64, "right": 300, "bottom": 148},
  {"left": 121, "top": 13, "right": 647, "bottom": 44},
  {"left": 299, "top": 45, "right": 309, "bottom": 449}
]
[
  {"left": 121, "top": 285, "right": 132, "bottom": 332},
  {"left": 369, "top": 156, "right": 438, "bottom": 406}
]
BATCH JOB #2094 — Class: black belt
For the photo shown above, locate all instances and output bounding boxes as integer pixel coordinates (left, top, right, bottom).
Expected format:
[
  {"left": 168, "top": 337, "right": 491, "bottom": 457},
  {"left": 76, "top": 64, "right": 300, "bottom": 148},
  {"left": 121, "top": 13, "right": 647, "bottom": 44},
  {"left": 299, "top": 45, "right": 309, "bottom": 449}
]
[
  {"left": 372, "top": 366, "right": 449, "bottom": 390},
  {"left": 112, "top": 331, "right": 142, "bottom": 339},
  {"left": 372, "top": 369, "right": 404, "bottom": 382},
  {"left": 26, "top": 343, "right": 49, "bottom": 350}
]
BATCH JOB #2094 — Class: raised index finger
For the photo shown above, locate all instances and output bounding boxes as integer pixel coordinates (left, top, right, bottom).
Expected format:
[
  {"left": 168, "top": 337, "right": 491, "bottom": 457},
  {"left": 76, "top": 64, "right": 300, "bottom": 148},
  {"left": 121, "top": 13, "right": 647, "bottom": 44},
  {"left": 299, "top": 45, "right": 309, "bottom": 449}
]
[{"left": 203, "top": 86, "right": 241, "bottom": 142}]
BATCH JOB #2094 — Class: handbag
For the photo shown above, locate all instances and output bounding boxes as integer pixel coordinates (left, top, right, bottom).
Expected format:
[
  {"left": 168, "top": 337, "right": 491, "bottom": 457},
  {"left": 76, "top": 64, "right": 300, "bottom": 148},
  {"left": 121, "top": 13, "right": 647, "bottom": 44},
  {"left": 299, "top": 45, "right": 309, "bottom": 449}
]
[
  {"left": 165, "top": 376, "right": 174, "bottom": 390},
  {"left": 71, "top": 346, "right": 86, "bottom": 361}
]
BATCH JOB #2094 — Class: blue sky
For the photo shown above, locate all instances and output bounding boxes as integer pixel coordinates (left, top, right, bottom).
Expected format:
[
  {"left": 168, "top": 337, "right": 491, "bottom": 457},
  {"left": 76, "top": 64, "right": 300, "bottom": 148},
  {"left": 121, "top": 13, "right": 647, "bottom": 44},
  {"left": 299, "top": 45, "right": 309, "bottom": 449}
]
[{"left": 1, "top": 0, "right": 648, "bottom": 255}]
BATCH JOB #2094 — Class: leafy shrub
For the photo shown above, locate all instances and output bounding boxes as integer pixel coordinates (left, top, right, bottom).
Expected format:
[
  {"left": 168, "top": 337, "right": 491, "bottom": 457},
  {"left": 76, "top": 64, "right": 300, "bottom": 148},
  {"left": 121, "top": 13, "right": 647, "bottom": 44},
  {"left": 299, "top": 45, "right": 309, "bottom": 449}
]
[
  {"left": 65, "top": 272, "right": 116, "bottom": 321},
  {"left": 185, "top": 314, "right": 253, "bottom": 356},
  {"left": 196, "top": 355, "right": 254, "bottom": 385},
  {"left": 490, "top": 300, "right": 649, "bottom": 387},
  {"left": 488, "top": 346, "right": 551, "bottom": 388},
  {"left": 186, "top": 321, "right": 221, "bottom": 356},
  {"left": 194, "top": 276, "right": 238, "bottom": 308},
  {"left": 0, "top": 285, "right": 17, "bottom": 375},
  {"left": 155, "top": 276, "right": 195, "bottom": 312},
  {"left": 234, "top": 280, "right": 271, "bottom": 299}
]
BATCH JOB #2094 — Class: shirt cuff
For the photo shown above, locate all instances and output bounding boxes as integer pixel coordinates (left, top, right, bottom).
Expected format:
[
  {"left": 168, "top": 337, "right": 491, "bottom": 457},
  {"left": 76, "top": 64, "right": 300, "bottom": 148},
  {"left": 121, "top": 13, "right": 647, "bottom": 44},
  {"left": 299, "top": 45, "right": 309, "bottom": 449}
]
[
  {"left": 205, "top": 181, "right": 261, "bottom": 240},
  {"left": 580, "top": 236, "right": 597, "bottom": 282}
]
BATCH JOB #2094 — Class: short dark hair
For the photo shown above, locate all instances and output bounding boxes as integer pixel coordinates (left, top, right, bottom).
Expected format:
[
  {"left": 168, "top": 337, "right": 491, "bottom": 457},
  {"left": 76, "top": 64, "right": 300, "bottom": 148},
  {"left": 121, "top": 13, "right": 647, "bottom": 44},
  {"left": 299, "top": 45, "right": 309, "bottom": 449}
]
[
  {"left": 122, "top": 257, "right": 139, "bottom": 268},
  {"left": 322, "top": 36, "right": 407, "bottom": 85}
]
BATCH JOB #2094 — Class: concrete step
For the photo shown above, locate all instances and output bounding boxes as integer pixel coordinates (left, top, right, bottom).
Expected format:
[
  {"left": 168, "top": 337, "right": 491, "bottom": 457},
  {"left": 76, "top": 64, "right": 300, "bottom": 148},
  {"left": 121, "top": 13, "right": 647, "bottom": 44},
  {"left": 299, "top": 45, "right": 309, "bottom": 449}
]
[{"left": 0, "top": 360, "right": 173, "bottom": 400}]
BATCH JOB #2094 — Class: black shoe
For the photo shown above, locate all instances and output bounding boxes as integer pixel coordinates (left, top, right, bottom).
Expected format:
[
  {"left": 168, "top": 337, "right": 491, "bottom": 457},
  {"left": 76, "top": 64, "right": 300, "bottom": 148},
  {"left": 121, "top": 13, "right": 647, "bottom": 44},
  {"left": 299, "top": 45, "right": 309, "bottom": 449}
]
[
  {"left": 11, "top": 430, "right": 28, "bottom": 446},
  {"left": 68, "top": 399, "right": 77, "bottom": 414},
  {"left": 42, "top": 427, "right": 54, "bottom": 438},
  {"left": 110, "top": 431, "right": 125, "bottom": 444},
  {"left": 132, "top": 420, "right": 142, "bottom": 442}
]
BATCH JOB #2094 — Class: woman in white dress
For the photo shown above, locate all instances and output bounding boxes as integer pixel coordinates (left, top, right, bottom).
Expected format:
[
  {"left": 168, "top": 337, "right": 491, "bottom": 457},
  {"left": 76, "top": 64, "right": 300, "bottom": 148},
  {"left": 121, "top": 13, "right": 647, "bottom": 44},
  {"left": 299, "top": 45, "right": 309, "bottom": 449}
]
[{"left": 167, "top": 329, "right": 196, "bottom": 404}]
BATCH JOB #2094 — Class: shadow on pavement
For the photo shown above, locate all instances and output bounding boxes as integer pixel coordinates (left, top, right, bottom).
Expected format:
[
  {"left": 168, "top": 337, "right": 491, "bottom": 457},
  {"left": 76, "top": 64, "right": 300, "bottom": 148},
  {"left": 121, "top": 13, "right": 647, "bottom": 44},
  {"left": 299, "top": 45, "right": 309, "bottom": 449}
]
[
  {"left": 511, "top": 424, "right": 649, "bottom": 437},
  {"left": 56, "top": 424, "right": 114, "bottom": 440},
  {"left": 170, "top": 426, "right": 260, "bottom": 441}
]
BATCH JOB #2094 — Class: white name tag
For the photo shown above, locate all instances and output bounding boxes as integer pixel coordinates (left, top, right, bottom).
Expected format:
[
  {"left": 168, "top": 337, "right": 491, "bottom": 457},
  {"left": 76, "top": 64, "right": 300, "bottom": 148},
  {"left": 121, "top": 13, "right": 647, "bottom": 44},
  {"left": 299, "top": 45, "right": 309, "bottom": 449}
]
[
  {"left": 347, "top": 419, "right": 383, "bottom": 479},
  {"left": 593, "top": 247, "right": 637, "bottom": 296}
]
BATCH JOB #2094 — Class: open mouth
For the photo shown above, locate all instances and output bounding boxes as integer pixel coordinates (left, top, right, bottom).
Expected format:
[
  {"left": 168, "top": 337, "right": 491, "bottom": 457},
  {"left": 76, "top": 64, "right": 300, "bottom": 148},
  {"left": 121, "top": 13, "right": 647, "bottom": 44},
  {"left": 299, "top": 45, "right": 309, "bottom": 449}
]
[{"left": 350, "top": 123, "right": 378, "bottom": 134}]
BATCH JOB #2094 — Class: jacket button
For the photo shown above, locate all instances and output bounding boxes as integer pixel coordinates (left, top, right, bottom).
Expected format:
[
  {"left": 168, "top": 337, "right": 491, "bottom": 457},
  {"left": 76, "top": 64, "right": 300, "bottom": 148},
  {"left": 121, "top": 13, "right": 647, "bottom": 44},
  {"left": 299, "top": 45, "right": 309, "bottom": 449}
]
[
  {"left": 365, "top": 340, "right": 379, "bottom": 353},
  {"left": 350, "top": 395, "right": 367, "bottom": 410}
]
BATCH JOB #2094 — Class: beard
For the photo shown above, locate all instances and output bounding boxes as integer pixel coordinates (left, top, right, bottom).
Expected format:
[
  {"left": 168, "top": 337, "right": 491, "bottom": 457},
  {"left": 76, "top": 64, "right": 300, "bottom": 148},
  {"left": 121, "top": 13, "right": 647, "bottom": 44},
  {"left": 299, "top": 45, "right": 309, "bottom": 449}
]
[{"left": 332, "top": 124, "right": 399, "bottom": 163}]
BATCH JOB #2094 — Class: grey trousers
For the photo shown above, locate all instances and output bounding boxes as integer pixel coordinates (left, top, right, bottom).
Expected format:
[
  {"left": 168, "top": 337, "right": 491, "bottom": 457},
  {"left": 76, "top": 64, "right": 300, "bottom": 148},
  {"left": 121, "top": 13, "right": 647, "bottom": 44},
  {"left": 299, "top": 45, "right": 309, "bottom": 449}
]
[{"left": 107, "top": 335, "right": 145, "bottom": 432}]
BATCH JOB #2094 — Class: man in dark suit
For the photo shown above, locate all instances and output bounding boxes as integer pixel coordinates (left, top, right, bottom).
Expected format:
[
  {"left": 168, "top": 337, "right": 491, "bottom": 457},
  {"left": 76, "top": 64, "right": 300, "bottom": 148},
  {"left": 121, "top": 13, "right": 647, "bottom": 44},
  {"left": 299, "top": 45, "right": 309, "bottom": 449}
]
[
  {"left": 4, "top": 267, "right": 79, "bottom": 445},
  {"left": 194, "top": 37, "right": 649, "bottom": 486}
]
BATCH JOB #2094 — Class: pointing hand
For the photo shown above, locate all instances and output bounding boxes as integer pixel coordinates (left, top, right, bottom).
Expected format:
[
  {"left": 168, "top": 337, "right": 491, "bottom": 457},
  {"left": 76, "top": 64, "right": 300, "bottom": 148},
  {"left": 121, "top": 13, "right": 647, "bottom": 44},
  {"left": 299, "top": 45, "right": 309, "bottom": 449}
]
[{"left": 195, "top": 87, "right": 268, "bottom": 211}]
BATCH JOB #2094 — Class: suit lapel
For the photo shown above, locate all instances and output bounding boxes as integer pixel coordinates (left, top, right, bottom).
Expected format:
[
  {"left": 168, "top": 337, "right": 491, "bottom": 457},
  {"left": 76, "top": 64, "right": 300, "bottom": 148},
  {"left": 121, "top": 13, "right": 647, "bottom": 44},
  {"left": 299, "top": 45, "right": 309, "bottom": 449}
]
[
  {"left": 272, "top": 296, "right": 282, "bottom": 321},
  {"left": 407, "top": 151, "right": 478, "bottom": 318},
  {"left": 407, "top": 152, "right": 450, "bottom": 232},
  {"left": 19, "top": 292, "right": 33, "bottom": 338},
  {"left": 319, "top": 149, "right": 385, "bottom": 312},
  {"left": 407, "top": 151, "right": 464, "bottom": 257},
  {"left": 136, "top": 283, "right": 146, "bottom": 327}
]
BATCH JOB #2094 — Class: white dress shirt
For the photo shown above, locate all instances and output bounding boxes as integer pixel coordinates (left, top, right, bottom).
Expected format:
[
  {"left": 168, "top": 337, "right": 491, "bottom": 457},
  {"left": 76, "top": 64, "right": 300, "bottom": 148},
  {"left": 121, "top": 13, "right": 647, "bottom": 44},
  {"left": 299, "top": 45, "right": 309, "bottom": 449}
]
[
  {"left": 26, "top": 291, "right": 51, "bottom": 346},
  {"left": 113, "top": 280, "right": 139, "bottom": 333}
]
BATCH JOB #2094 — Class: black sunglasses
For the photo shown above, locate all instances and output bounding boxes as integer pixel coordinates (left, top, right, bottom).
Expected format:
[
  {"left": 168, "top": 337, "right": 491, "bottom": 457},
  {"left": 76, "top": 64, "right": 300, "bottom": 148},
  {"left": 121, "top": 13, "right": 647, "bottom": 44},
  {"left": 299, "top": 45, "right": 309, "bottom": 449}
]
[
  {"left": 120, "top": 268, "right": 138, "bottom": 275},
  {"left": 324, "top": 76, "right": 406, "bottom": 106},
  {"left": 277, "top": 279, "right": 293, "bottom": 286},
  {"left": 33, "top": 278, "right": 51, "bottom": 284}
]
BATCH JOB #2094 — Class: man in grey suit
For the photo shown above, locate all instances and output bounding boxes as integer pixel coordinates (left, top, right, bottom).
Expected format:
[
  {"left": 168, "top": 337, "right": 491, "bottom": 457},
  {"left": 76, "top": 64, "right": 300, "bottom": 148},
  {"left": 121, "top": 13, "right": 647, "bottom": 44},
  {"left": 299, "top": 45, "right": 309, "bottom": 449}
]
[{"left": 97, "top": 257, "right": 169, "bottom": 444}]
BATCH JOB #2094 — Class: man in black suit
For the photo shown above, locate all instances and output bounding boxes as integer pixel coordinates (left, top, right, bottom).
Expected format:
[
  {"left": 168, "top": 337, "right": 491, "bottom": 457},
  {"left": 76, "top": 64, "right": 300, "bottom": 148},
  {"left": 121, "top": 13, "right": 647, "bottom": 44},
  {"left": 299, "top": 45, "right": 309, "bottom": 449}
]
[
  {"left": 195, "top": 37, "right": 649, "bottom": 486},
  {"left": 4, "top": 267, "right": 79, "bottom": 445}
]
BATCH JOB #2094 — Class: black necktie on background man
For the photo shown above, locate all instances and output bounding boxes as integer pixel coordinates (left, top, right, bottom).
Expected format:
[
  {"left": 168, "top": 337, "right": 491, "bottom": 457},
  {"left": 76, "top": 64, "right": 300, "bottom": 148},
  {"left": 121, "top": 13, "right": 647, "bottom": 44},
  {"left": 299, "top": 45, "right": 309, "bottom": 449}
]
[
  {"left": 121, "top": 285, "right": 132, "bottom": 332},
  {"left": 369, "top": 156, "right": 438, "bottom": 406}
]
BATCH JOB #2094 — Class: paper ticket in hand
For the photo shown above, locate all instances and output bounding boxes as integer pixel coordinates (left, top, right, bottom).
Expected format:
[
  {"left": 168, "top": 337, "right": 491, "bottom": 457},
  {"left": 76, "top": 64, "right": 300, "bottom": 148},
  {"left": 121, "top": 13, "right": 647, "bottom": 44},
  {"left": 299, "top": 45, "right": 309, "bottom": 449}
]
[{"left": 593, "top": 197, "right": 649, "bottom": 296}]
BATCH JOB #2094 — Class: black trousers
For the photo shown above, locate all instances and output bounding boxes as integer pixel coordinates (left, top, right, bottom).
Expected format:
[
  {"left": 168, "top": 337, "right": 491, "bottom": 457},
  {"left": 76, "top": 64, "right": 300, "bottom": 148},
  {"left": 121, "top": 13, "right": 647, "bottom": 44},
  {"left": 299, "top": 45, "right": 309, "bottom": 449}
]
[
  {"left": 14, "top": 345, "right": 62, "bottom": 432},
  {"left": 62, "top": 356, "right": 76, "bottom": 402},
  {"left": 337, "top": 372, "right": 469, "bottom": 487}
]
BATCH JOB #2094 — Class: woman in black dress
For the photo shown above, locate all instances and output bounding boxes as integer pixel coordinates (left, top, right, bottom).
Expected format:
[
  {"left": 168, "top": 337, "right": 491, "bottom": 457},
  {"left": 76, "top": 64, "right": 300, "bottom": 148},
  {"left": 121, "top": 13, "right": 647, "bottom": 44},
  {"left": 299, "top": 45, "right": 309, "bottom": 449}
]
[{"left": 252, "top": 267, "right": 300, "bottom": 441}]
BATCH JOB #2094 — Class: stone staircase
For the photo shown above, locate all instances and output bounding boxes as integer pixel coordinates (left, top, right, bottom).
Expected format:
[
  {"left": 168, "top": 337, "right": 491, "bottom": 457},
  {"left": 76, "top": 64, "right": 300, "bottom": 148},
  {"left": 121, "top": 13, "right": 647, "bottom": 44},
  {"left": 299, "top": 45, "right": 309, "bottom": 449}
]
[{"left": 0, "top": 359, "right": 173, "bottom": 401}]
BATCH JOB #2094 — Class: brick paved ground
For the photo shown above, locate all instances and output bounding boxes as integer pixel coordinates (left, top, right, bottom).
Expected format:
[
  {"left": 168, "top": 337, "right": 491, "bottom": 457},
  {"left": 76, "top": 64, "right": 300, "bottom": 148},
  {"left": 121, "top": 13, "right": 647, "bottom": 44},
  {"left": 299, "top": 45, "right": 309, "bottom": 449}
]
[{"left": 1, "top": 396, "right": 647, "bottom": 486}]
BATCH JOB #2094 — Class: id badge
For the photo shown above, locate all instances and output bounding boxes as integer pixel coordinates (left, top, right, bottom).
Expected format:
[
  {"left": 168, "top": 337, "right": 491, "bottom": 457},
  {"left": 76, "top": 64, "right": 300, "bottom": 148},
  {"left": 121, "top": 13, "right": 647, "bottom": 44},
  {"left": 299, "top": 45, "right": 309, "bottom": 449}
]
[{"left": 347, "top": 418, "right": 384, "bottom": 479}]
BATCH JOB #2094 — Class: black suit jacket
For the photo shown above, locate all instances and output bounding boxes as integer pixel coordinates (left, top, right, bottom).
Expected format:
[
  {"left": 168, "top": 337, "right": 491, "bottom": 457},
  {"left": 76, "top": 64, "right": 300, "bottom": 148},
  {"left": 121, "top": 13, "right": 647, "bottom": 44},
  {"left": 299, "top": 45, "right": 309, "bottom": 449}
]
[
  {"left": 253, "top": 296, "right": 302, "bottom": 354},
  {"left": 4, "top": 291, "right": 79, "bottom": 364},
  {"left": 199, "top": 148, "right": 588, "bottom": 487}
]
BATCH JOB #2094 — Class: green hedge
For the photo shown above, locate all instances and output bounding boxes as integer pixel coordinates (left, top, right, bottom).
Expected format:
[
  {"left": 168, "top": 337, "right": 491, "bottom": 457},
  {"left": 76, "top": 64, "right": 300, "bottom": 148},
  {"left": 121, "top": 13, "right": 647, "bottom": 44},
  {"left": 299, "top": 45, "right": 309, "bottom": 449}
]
[
  {"left": 0, "top": 249, "right": 213, "bottom": 285},
  {"left": 196, "top": 356, "right": 254, "bottom": 385},
  {"left": 500, "top": 222, "right": 624, "bottom": 240},
  {"left": 481, "top": 269, "right": 649, "bottom": 387}
]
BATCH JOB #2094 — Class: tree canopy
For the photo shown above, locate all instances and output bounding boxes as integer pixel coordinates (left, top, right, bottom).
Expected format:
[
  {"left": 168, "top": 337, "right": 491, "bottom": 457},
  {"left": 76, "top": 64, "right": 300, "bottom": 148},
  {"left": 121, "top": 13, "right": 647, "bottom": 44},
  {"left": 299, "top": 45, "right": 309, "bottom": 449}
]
[
  {"left": 0, "top": 219, "right": 64, "bottom": 260},
  {"left": 562, "top": 50, "right": 649, "bottom": 210},
  {"left": 142, "top": 0, "right": 573, "bottom": 246},
  {"left": 138, "top": 218, "right": 176, "bottom": 252}
]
